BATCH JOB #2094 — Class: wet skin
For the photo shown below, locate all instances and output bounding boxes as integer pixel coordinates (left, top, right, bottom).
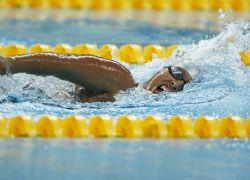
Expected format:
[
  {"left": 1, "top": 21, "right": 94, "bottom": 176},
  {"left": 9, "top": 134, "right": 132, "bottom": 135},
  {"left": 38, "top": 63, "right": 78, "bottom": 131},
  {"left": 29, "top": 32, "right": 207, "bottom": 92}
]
[{"left": 0, "top": 53, "right": 192, "bottom": 102}]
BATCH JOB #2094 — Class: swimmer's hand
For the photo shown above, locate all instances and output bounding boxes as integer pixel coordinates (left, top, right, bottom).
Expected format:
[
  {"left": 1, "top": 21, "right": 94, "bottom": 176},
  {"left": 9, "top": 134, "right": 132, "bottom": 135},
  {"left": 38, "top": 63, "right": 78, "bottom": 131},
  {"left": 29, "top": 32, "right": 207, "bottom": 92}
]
[
  {"left": 0, "top": 55, "right": 7, "bottom": 75},
  {"left": 75, "top": 85, "right": 115, "bottom": 103}
]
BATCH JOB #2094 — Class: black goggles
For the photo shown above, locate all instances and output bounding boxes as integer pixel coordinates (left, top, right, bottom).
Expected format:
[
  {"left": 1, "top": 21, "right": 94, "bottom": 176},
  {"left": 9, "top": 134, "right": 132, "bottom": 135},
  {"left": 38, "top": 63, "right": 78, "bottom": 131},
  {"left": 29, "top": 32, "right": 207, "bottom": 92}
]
[{"left": 165, "top": 66, "right": 186, "bottom": 83}]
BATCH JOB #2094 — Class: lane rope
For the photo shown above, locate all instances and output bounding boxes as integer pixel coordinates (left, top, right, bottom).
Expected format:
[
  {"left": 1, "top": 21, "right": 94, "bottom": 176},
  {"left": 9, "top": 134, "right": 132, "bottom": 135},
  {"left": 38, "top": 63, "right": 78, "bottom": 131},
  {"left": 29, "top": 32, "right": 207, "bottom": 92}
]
[
  {"left": 0, "top": 43, "right": 249, "bottom": 65},
  {"left": 1, "top": 0, "right": 250, "bottom": 11},
  {"left": 1, "top": 115, "right": 250, "bottom": 138},
  {"left": 0, "top": 43, "right": 178, "bottom": 64}
]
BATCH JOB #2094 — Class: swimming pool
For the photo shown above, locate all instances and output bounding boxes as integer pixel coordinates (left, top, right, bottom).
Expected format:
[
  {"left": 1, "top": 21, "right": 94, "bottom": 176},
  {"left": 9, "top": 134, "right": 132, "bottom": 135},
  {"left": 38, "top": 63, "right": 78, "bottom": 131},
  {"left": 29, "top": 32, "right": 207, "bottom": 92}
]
[
  {"left": 0, "top": 8, "right": 250, "bottom": 179},
  {"left": 0, "top": 10, "right": 249, "bottom": 118}
]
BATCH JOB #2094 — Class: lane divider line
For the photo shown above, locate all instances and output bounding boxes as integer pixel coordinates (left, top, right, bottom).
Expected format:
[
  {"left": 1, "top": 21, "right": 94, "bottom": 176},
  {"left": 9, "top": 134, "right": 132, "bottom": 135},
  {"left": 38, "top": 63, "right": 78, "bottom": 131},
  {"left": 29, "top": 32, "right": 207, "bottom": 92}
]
[
  {"left": 0, "top": 115, "right": 249, "bottom": 139},
  {"left": 2, "top": 0, "right": 250, "bottom": 11},
  {"left": 1, "top": 43, "right": 248, "bottom": 65}
]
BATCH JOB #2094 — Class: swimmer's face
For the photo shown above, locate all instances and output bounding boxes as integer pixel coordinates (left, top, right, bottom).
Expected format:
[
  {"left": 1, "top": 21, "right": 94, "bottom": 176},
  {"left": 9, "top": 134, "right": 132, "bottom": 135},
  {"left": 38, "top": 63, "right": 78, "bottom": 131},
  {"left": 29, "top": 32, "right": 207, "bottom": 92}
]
[{"left": 143, "top": 66, "right": 192, "bottom": 93}]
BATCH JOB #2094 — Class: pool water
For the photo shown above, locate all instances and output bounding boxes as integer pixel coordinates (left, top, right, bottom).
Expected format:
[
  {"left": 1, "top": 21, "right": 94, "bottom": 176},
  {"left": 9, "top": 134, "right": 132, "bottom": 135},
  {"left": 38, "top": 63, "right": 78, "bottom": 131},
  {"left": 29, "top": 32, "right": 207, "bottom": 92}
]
[
  {"left": 0, "top": 10, "right": 250, "bottom": 179},
  {"left": 1, "top": 138, "right": 250, "bottom": 180}
]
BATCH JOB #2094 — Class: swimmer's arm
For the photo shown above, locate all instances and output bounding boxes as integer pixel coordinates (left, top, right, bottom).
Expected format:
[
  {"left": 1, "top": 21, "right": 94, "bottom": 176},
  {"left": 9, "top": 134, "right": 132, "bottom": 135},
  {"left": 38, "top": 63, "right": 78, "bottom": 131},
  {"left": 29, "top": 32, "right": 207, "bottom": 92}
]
[{"left": 2, "top": 53, "right": 136, "bottom": 95}]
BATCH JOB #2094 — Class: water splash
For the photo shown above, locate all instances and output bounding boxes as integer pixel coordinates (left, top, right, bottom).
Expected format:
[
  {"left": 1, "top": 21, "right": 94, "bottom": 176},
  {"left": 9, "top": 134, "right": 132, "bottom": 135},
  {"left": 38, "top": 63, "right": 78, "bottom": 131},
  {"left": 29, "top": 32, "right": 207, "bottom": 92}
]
[{"left": 218, "top": 9, "right": 226, "bottom": 19}]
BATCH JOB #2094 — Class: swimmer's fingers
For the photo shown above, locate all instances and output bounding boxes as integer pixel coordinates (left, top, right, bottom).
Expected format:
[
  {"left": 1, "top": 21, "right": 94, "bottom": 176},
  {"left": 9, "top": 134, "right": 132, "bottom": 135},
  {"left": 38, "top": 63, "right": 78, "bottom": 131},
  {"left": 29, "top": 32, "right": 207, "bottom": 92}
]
[
  {"left": 84, "top": 93, "right": 115, "bottom": 103},
  {"left": 75, "top": 85, "right": 88, "bottom": 97},
  {"left": 0, "top": 55, "right": 7, "bottom": 75},
  {"left": 75, "top": 85, "right": 115, "bottom": 102}
]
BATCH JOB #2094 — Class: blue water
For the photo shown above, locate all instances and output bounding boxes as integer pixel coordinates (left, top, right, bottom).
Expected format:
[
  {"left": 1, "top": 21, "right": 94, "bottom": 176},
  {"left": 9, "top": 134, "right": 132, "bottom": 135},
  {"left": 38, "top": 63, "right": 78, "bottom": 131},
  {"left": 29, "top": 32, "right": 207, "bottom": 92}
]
[
  {"left": 0, "top": 12, "right": 215, "bottom": 46},
  {"left": 1, "top": 139, "right": 250, "bottom": 180},
  {"left": 0, "top": 11, "right": 250, "bottom": 180}
]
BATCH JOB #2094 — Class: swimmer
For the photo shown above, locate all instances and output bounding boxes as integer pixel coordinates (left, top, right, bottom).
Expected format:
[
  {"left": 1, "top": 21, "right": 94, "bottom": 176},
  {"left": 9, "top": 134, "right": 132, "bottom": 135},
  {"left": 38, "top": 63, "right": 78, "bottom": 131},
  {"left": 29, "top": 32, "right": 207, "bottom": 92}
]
[{"left": 0, "top": 53, "right": 192, "bottom": 102}]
